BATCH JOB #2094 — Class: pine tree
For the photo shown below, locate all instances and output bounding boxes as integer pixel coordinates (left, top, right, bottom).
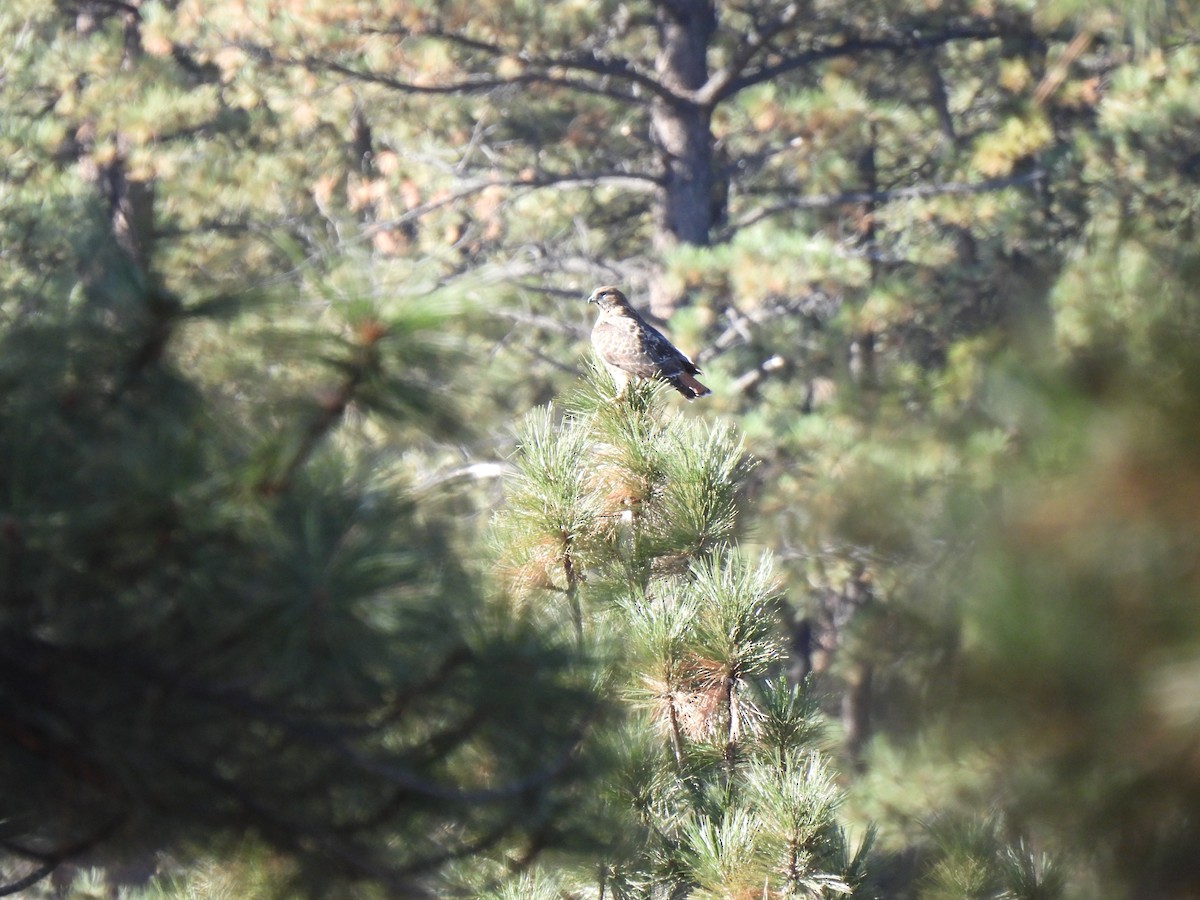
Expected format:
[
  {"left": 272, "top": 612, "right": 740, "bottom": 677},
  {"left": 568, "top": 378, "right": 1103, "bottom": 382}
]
[
  {"left": 0, "top": 155, "right": 601, "bottom": 900},
  {"left": 908, "top": 36, "right": 1200, "bottom": 897},
  {"left": 484, "top": 371, "right": 871, "bottom": 898},
  {"left": 11, "top": 1, "right": 1200, "bottom": 895}
]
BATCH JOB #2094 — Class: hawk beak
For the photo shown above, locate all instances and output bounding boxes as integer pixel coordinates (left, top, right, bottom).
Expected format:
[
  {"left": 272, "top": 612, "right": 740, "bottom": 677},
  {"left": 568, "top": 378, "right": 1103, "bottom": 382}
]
[{"left": 586, "top": 292, "right": 596, "bottom": 304}]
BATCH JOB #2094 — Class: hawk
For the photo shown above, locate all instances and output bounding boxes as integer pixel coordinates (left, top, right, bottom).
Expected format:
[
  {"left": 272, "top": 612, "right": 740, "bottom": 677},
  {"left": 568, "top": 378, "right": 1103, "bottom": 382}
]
[{"left": 587, "top": 285, "right": 712, "bottom": 400}]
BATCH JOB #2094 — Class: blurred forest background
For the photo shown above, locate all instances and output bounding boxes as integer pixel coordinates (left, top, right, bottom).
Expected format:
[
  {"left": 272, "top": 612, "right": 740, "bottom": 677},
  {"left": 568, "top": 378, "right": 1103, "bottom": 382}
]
[{"left": 4, "top": 0, "right": 1200, "bottom": 897}]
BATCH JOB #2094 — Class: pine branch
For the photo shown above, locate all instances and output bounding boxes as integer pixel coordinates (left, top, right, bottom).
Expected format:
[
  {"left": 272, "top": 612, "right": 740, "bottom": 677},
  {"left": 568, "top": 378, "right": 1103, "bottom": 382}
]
[
  {"left": 666, "top": 698, "right": 686, "bottom": 771},
  {"left": 0, "top": 862, "right": 56, "bottom": 897},
  {"left": 562, "top": 531, "right": 583, "bottom": 646},
  {"left": 238, "top": 42, "right": 646, "bottom": 105},
  {"left": 0, "top": 815, "right": 124, "bottom": 897},
  {"left": 259, "top": 328, "right": 384, "bottom": 495},
  {"left": 12, "top": 631, "right": 588, "bottom": 808},
  {"left": 696, "top": 1, "right": 803, "bottom": 107},
  {"left": 355, "top": 23, "right": 673, "bottom": 104},
  {"left": 515, "top": 48, "right": 669, "bottom": 103},
  {"left": 711, "top": 19, "right": 1028, "bottom": 102}
]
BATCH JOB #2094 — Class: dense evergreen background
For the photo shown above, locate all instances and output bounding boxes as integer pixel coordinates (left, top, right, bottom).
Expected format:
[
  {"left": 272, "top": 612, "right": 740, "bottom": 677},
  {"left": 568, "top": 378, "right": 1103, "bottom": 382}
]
[{"left": 3, "top": 0, "right": 1200, "bottom": 896}]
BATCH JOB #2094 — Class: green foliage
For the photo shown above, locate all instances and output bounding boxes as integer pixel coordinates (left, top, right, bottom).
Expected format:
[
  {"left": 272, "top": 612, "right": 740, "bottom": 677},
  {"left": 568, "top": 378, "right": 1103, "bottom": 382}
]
[
  {"left": 912, "top": 817, "right": 1065, "bottom": 900},
  {"left": 0, "top": 207, "right": 599, "bottom": 897},
  {"left": 942, "top": 334, "right": 1200, "bottom": 897},
  {"left": 7, "top": 0, "right": 1200, "bottom": 895},
  {"left": 837, "top": 33, "right": 1200, "bottom": 892},
  {"left": 490, "top": 376, "right": 868, "bottom": 897}
]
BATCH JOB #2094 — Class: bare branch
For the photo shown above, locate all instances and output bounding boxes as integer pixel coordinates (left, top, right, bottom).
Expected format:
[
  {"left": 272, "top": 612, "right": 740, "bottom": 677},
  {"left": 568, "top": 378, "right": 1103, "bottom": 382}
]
[
  {"left": 362, "top": 23, "right": 670, "bottom": 101},
  {"left": 711, "top": 20, "right": 1014, "bottom": 102},
  {"left": 516, "top": 171, "right": 663, "bottom": 192},
  {"left": 356, "top": 22, "right": 511, "bottom": 59},
  {"left": 729, "top": 354, "right": 786, "bottom": 394},
  {"left": 732, "top": 169, "right": 1047, "bottom": 230},
  {"left": 697, "top": 2, "right": 802, "bottom": 106},
  {"left": 363, "top": 170, "right": 660, "bottom": 237},
  {"left": 923, "top": 49, "right": 959, "bottom": 146},
  {"left": 70, "top": 0, "right": 140, "bottom": 15},
  {"left": 415, "top": 461, "right": 514, "bottom": 491},
  {"left": 0, "top": 816, "right": 124, "bottom": 897},
  {"left": 0, "top": 862, "right": 56, "bottom": 897},
  {"left": 487, "top": 307, "right": 587, "bottom": 338},
  {"left": 1033, "top": 28, "right": 1093, "bottom": 105},
  {"left": 239, "top": 41, "right": 656, "bottom": 106},
  {"left": 524, "top": 48, "right": 669, "bottom": 101}
]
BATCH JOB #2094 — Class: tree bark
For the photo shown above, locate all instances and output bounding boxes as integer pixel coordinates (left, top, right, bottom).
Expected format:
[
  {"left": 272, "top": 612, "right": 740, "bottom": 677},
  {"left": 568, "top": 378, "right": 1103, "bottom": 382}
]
[
  {"left": 650, "top": 0, "right": 719, "bottom": 315},
  {"left": 842, "top": 659, "right": 873, "bottom": 772},
  {"left": 96, "top": 148, "right": 156, "bottom": 278},
  {"left": 840, "top": 565, "right": 875, "bottom": 771}
]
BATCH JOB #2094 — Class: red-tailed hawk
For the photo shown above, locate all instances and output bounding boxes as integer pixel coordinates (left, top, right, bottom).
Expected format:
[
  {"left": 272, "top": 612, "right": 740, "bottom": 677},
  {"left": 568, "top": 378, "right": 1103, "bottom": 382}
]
[{"left": 588, "top": 285, "right": 712, "bottom": 400}]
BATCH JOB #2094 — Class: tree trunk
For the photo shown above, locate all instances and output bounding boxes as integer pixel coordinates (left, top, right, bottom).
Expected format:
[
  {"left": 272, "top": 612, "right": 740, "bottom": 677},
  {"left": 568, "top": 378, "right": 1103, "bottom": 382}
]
[
  {"left": 850, "top": 124, "right": 880, "bottom": 396},
  {"left": 842, "top": 659, "right": 873, "bottom": 772},
  {"left": 650, "top": 0, "right": 718, "bottom": 316},
  {"left": 840, "top": 565, "right": 874, "bottom": 771},
  {"left": 96, "top": 147, "right": 156, "bottom": 278}
]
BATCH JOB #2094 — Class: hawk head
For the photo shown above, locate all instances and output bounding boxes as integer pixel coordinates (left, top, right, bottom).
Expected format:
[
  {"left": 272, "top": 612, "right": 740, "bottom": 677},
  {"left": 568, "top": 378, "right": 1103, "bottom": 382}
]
[{"left": 587, "top": 285, "right": 632, "bottom": 314}]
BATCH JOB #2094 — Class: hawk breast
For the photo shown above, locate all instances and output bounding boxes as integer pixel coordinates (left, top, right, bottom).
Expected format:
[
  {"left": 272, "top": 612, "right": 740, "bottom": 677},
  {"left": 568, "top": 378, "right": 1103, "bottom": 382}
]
[{"left": 592, "top": 313, "right": 672, "bottom": 378}]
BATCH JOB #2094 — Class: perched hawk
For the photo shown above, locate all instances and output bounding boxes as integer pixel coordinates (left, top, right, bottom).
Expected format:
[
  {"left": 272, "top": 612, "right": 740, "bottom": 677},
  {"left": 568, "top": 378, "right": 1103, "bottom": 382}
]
[{"left": 588, "top": 285, "right": 712, "bottom": 400}]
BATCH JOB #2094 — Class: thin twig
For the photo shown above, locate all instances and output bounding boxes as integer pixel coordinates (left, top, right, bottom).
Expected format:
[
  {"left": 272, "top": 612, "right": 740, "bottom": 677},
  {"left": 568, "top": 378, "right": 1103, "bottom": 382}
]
[{"left": 733, "top": 169, "right": 1046, "bottom": 229}]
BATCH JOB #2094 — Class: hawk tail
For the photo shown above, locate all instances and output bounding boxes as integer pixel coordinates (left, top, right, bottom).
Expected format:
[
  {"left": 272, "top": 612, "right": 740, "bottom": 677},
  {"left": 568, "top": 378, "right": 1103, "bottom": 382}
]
[{"left": 670, "top": 371, "right": 712, "bottom": 400}]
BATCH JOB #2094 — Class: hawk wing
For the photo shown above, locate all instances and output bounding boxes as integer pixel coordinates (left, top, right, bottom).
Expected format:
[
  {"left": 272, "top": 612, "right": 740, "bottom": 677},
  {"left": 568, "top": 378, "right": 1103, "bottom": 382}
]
[{"left": 592, "top": 313, "right": 711, "bottom": 399}]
